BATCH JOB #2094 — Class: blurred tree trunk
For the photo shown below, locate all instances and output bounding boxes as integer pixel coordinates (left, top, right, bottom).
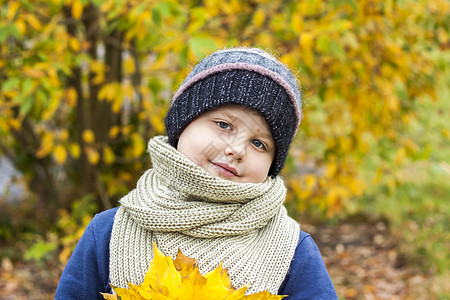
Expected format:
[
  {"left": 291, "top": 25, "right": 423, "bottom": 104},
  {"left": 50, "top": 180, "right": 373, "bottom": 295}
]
[
  {"left": 62, "top": 4, "right": 123, "bottom": 210},
  {"left": 63, "top": 6, "right": 95, "bottom": 204}
]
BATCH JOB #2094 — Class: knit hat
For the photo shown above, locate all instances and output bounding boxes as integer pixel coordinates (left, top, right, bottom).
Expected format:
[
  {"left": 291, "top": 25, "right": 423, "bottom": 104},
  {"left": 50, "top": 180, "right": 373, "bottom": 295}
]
[{"left": 165, "top": 47, "right": 302, "bottom": 176}]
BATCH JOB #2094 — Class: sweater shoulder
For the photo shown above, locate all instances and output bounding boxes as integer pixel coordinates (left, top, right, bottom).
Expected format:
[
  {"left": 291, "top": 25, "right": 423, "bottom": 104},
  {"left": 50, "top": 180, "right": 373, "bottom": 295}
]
[
  {"left": 93, "top": 207, "right": 119, "bottom": 224},
  {"left": 298, "top": 230, "right": 311, "bottom": 243}
]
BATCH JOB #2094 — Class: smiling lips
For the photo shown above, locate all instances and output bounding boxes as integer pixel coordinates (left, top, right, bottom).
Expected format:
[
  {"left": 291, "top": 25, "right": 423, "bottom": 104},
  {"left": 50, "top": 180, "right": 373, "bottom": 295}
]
[{"left": 211, "top": 162, "right": 238, "bottom": 177}]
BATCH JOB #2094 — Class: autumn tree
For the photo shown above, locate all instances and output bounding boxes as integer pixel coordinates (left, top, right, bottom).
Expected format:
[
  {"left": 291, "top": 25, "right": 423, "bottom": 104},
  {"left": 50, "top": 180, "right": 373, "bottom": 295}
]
[{"left": 0, "top": 0, "right": 448, "bottom": 221}]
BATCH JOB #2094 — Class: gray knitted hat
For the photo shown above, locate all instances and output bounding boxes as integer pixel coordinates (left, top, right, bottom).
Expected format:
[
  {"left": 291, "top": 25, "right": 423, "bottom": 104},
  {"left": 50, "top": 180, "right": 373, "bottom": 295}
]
[{"left": 165, "top": 47, "right": 302, "bottom": 176}]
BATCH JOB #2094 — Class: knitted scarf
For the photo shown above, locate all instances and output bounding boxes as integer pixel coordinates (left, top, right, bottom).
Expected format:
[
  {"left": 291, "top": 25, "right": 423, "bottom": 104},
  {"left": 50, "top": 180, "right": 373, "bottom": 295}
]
[{"left": 109, "top": 136, "right": 300, "bottom": 295}]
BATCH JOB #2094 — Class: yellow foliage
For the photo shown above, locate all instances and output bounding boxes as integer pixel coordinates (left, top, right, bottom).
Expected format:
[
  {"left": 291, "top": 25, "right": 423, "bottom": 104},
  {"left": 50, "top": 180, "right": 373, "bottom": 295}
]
[
  {"left": 42, "top": 96, "right": 61, "bottom": 121},
  {"left": 299, "top": 33, "right": 314, "bottom": 67},
  {"left": 130, "top": 133, "right": 145, "bottom": 158},
  {"left": 8, "top": 118, "right": 21, "bottom": 131},
  {"left": 82, "top": 129, "right": 96, "bottom": 144},
  {"left": 7, "top": 1, "right": 20, "bottom": 20},
  {"left": 70, "top": 143, "right": 81, "bottom": 159},
  {"left": 103, "top": 146, "right": 115, "bottom": 165},
  {"left": 86, "top": 146, "right": 100, "bottom": 165},
  {"left": 340, "top": 176, "right": 366, "bottom": 197},
  {"left": 101, "top": 243, "right": 285, "bottom": 300},
  {"left": 53, "top": 144, "right": 68, "bottom": 165},
  {"left": 109, "top": 126, "right": 120, "bottom": 139},
  {"left": 14, "top": 19, "right": 27, "bottom": 35},
  {"left": 98, "top": 83, "right": 118, "bottom": 102},
  {"left": 25, "top": 13, "right": 42, "bottom": 30},
  {"left": 118, "top": 171, "right": 132, "bottom": 182},
  {"left": 253, "top": 10, "right": 266, "bottom": 28},
  {"left": 121, "top": 125, "right": 133, "bottom": 136},
  {"left": 58, "top": 246, "right": 72, "bottom": 265},
  {"left": 291, "top": 12, "right": 303, "bottom": 34},
  {"left": 150, "top": 113, "right": 165, "bottom": 134},
  {"left": 402, "top": 138, "right": 418, "bottom": 155},
  {"left": 1, "top": 0, "right": 446, "bottom": 218},
  {"left": 48, "top": 68, "right": 61, "bottom": 87},
  {"left": 36, "top": 132, "right": 54, "bottom": 158},
  {"left": 69, "top": 37, "right": 80, "bottom": 52},
  {"left": 60, "top": 129, "right": 69, "bottom": 141},
  {"left": 124, "top": 58, "right": 135, "bottom": 75},
  {"left": 325, "top": 162, "right": 338, "bottom": 178},
  {"left": 112, "top": 97, "right": 123, "bottom": 113},
  {"left": 23, "top": 67, "right": 45, "bottom": 79},
  {"left": 90, "top": 60, "right": 106, "bottom": 85},
  {"left": 65, "top": 87, "right": 78, "bottom": 107},
  {"left": 122, "top": 83, "right": 134, "bottom": 100},
  {"left": 71, "top": 0, "right": 83, "bottom": 20},
  {"left": 442, "top": 128, "right": 450, "bottom": 139}
]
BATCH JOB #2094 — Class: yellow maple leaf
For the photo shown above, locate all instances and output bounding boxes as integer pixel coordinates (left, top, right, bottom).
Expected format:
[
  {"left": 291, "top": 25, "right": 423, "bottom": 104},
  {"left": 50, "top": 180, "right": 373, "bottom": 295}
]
[{"left": 101, "top": 243, "right": 285, "bottom": 300}]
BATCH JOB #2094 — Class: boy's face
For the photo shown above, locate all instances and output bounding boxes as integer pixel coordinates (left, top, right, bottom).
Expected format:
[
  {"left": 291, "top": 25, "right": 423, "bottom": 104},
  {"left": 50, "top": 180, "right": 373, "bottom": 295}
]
[{"left": 177, "top": 104, "right": 275, "bottom": 183}]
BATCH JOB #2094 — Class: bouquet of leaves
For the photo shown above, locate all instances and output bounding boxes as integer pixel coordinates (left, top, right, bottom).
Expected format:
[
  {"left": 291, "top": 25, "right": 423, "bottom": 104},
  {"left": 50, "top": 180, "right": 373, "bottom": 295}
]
[{"left": 101, "top": 242, "right": 284, "bottom": 300}]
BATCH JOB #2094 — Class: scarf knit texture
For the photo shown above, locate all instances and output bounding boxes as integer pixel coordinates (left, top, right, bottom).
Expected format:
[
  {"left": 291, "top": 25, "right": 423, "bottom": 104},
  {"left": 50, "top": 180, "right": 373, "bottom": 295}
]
[{"left": 109, "top": 136, "right": 300, "bottom": 295}]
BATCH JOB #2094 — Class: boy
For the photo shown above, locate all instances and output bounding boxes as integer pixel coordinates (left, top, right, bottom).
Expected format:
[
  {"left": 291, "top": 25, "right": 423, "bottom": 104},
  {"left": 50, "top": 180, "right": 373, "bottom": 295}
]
[{"left": 55, "top": 47, "right": 338, "bottom": 299}]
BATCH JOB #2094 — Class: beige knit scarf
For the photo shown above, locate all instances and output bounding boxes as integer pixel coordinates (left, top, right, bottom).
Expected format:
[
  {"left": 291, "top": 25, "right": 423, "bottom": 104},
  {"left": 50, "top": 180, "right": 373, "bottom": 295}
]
[{"left": 109, "top": 136, "right": 300, "bottom": 295}]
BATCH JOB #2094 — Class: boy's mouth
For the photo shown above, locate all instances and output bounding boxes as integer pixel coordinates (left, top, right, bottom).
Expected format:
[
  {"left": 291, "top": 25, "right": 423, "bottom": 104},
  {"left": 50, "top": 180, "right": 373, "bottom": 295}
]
[{"left": 211, "top": 162, "right": 239, "bottom": 177}]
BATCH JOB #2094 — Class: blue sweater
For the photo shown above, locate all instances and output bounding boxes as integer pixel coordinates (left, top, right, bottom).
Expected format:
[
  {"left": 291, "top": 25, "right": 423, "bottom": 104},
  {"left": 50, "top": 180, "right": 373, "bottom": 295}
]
[{"left": 55, "top": 208, "right": 338, "bottom": 299}]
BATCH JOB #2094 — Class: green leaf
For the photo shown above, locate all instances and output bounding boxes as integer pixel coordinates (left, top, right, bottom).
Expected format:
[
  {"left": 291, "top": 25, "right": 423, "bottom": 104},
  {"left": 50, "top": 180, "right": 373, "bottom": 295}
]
[
  {"left": 2, "top": 77, "right": 20, "bottom": 92},
  {"left": 189, "top": 36, "right": 217, "bottom": 58},
  {"left": 36, "top": 88, "right": 48, "bottom": 106},
  {"left": 105, "top": 19, "right": 119, "bottom": 34},
  {"left": 395, "top": 79, "right": 409, "bottom": 102},
  {"left": 90, "top": 0, "right": 103, "bottom": 6},
  {"left": 24, "top": 241, "right": 58, "bottom": 261},
  {"left": 330, "top": 0, "right": 358, "bottom": 11},
  {"left": 134, "top": 2, "right": 148, "bottom": 15},
  {"left": 19, "top": 96, "right": 33, "bottom": 116},
  {"left": 148, "top": 77, "right": 163, "bottom": 95},
  {"left": 179, "top": 46, "right": 189, "bottom": 68},
  {"left": 330, "top": 40, "right": 345, "bottom": 61},
  {"left": 22, "top": 78, "right": 34, "bottom": 95},
  {"left": 151, "top": 1, "right": 172, "bottom": 26},
  {"left": 155, "top": 1, "right": 171, "bottom": 17},
  {"left": 152, "top": 7, "right": 161, "bottom": 26},
  {"left": 316, "top": 35, "right": 330, "bottom": 54},
  {"left": 9, "top": 25, "right": 20, "bottom": 38},
  {"left": 0, "top": 26, "right": 9, "bottom": 43}
]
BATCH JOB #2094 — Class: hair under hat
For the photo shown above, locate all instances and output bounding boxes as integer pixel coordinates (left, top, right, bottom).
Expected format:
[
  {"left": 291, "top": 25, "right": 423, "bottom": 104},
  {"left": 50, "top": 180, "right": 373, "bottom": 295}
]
[{"left": 165, "top": 47, "right": 302, "bottom": 176}]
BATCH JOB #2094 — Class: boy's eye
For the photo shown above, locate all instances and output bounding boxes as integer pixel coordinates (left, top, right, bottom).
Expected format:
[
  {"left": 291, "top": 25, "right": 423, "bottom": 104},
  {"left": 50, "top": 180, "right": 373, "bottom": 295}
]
[
  {"left": 217, "top": 121, "right": 231, "bottom": 130},
  {"left": 251, "top": 139, "right": 266, "bottom": 150}
]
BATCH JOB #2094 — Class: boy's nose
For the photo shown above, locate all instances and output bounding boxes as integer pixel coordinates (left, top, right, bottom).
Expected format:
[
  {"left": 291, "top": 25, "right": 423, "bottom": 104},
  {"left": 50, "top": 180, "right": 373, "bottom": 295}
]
[{"left": 224, "top": 142, "right": 245, "bottom": 161}]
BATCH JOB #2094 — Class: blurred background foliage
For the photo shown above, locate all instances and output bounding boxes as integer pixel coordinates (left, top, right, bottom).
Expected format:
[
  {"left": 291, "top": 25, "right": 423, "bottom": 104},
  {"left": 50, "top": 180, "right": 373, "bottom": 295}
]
[{"left": 0, "top": 0, "right": 449, "bottom": 298}]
